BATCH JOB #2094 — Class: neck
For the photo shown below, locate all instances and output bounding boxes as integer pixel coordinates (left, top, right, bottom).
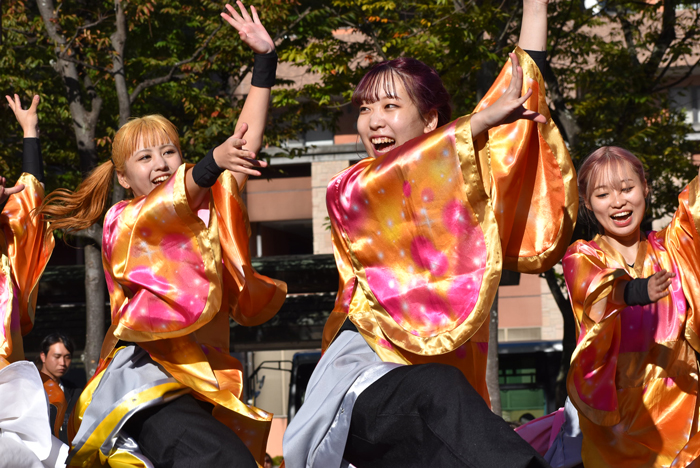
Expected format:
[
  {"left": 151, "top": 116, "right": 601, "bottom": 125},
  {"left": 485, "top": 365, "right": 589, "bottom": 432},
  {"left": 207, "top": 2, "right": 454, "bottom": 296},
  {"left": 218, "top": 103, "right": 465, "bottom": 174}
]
[{"left": 601, "top": 228, "right": 641, "bottom": 265}]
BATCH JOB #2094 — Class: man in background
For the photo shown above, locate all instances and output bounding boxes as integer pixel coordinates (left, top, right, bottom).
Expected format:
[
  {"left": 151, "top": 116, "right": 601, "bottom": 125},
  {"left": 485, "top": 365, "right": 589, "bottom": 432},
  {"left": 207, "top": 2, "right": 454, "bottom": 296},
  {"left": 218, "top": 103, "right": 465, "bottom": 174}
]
[{"left": 38, "top": 333, "right": 82, "bottom": 443}]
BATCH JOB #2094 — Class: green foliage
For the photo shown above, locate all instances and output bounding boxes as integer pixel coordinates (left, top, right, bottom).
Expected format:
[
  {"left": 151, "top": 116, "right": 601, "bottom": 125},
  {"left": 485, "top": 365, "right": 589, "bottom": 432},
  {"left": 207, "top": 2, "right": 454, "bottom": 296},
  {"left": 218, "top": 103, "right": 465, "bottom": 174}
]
[{"left": 1, "top": 0, "right": 699, "bottom": 224}]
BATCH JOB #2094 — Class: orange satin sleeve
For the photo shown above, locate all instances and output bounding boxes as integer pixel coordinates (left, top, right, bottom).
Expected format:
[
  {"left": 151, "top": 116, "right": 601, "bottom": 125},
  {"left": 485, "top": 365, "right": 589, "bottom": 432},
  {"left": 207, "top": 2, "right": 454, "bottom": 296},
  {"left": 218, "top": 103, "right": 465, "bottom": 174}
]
[
  {"left": 211, "top": 171, "right": 287, "bottom": 327},
  {"left": 0, "top": 174, "right": 54, "bottom": 363},
  {"left": 661, "top": 178, "right": 700, "bottom": 352},
  {"left": 562, "top": 242, "right": 630, "bottom": 426},
  {"left": 474, "top": 48, "right": 577, "bottom": 273}
]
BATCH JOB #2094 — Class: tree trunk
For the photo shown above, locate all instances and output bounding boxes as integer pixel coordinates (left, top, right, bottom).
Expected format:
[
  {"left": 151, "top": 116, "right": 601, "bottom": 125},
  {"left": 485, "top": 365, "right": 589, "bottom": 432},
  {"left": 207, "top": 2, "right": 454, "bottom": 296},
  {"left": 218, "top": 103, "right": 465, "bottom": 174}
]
[
  {"left": 36, "top": 0, "right": 107, "bottom": 379},
  {"left": 83, "top": 241, "right": 105, "bottom": 377},
  {"left": 543, "top": 268, "right": 576, "bottom": 408},
  {"left": 111, "top": 0, "right": 129, "bottom": 205},
  {"left": 486, "top": 293, "right": 502, "bottom": 416}
]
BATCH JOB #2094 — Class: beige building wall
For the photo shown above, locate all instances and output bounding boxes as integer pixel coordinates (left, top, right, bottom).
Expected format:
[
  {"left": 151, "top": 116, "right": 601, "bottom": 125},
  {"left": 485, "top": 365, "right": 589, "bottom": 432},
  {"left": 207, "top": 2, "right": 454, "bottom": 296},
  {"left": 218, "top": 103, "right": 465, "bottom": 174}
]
[{"left": 312, "top": 160, "right": 349, "bottom": 254}]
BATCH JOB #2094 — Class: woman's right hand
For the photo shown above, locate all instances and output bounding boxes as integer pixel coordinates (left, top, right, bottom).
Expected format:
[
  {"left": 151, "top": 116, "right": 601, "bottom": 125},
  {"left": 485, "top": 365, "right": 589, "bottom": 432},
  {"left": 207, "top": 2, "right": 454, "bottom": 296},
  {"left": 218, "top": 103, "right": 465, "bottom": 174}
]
[
  {"left": 221, "top": 1, "right": 275, "bottom": 54},
  {"left": 648, "top": 269, "right": 675, "bottom": 302},
  {"left": 6, "top": 94, "right": 40, "bottom": 138}
]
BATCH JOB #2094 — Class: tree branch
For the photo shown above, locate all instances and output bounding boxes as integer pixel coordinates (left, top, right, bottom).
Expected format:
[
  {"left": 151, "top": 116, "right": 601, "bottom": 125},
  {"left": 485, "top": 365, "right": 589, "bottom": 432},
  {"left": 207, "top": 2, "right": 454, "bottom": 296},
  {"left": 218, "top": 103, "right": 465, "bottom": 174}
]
[{"left": 129, "top": 23, "right": 223, "bottom": 104}]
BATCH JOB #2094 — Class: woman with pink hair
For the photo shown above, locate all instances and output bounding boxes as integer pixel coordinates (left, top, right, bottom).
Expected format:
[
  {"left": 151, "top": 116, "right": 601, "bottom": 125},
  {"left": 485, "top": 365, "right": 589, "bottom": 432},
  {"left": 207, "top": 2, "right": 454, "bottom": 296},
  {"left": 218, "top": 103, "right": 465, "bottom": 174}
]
[
  {"left": 283, "top": 0, "right": 578, "bottom": 466},
  {"left": 561, "top": 146, "right": 700, "bottom": 467}
]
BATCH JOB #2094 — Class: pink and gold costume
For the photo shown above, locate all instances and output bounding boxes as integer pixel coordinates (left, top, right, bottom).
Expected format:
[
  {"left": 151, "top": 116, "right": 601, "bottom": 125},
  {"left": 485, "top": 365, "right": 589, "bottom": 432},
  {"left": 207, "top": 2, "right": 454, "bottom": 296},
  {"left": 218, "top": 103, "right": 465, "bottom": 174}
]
[
  {"left": 564, "top": 180, "right": 700, "bottom": 467},
  {"left": 68, "top": 166, "right": 286, "bottom": 467},
  {"left": 321, "top": 47, "right": 577, "bottom": 404},
  {"left": 0, "top": 173, "right": 54, "bottom": 368}
]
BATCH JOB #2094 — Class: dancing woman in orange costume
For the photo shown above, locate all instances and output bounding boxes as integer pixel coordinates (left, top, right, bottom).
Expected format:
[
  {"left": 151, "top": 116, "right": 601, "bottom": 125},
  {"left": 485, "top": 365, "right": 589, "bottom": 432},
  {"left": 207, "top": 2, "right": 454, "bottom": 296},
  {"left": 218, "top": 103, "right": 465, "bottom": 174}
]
[
  {"left": 564, "top": 147, "right": 700, "bottom": 467},
  {"left": 0, "top": 94, "right": 64, "bottom": 466},
  {"left": 38, "top": 4, "right": 285, "bottom": 467},
  {"left": 283, "top": 0, "right": 577, "bottom": 466}
]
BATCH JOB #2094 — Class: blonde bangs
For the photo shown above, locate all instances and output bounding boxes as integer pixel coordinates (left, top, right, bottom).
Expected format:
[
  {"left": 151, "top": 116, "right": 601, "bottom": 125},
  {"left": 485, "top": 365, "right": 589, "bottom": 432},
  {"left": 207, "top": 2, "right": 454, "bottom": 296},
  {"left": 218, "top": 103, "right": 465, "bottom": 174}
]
[{"left": 112, "top": 115, "right": 181, "bottom": 170}]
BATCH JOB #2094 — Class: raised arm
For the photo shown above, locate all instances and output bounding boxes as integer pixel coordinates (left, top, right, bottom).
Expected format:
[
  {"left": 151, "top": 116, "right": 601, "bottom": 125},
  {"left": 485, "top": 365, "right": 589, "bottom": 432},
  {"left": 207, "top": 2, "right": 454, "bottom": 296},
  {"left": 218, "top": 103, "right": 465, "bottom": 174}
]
[
  {"left": 519, "top": 0, "right": 548, "bottom": 52},
  {"left": 185, "top": 1, "right": 276, "bottom": 208}
]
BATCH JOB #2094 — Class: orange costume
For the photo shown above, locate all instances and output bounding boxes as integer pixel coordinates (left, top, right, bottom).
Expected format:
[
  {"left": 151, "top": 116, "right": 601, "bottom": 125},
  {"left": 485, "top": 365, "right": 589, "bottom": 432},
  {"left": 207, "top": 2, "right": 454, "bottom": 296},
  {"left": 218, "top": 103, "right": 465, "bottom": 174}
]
[
  {"left": 564, "top": 180, "right": 700, "bottom": 467},
  {"left": 0, "top": 172, "right": 54, "bottom": 368},
  {"left": 67, "top": 167, "right": 286, "bottom": 467},
  {"left": 320, "top": 47, "right": 577, "bottom": 403}
]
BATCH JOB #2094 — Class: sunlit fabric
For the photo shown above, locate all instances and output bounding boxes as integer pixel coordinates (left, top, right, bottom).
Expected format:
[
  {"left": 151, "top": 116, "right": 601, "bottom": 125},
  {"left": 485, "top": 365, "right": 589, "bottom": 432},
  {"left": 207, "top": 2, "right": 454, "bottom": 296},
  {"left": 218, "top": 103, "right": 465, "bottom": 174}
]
[
  {"left": 68, "top": 166, "right": 286, "bottom": 467},
  {"left": 322, "top": 47, "right": 578, "bottom": 404},
  {"left": 0, "top": 173, "right": 54, "bottom": 368},
  {"left": 41, "top": 373, "right": 68, "bottom": 438},
  {"left": 564, "top": 180, "right": 700, "bottom": 467}
]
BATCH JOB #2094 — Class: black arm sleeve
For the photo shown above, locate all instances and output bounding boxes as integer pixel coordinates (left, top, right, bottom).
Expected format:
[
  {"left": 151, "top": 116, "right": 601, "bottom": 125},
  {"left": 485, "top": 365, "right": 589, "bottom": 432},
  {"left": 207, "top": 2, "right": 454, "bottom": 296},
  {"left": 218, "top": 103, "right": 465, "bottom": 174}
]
[
  {"left": 251, "top": 50, "right": 278, "bottom": 89},
  {"left": 23, "top": 138, "right": 44, "bottom": 183},
  {"left": 192, "top": 148, "right": 224, "bottom": 188},
  {"left": 624, "top": 277, "right": 652, "bottom": 306},
  {"left": 523, "top": 49, "right": 547, "bottom": 75}
]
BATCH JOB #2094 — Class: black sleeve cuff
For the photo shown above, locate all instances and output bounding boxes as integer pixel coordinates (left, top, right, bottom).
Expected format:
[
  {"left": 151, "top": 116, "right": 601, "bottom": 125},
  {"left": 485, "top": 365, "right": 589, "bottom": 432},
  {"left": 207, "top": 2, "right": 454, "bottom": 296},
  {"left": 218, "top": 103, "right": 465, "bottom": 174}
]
[
  {"left": 523, "top": 49, "right": 547, "bottom": 74},
  {"left": 23, "top": 138, "right": 44, "bottom": 183},
  {"left": 192, "top": 148, "right": 225, "bottom": 188},
  {"left": 251, "top": 50, "right": 278, "bottom": 88},
  {"left": 624, "top": 277, "right": 652, "bottom": 306}
]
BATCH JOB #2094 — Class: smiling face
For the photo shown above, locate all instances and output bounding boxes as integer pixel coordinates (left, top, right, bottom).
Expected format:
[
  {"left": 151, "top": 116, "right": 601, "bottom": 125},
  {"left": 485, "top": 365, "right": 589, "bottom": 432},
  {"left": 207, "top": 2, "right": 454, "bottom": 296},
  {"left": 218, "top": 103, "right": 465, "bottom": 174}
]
[
  {"left": 117, "top": 138, "right": 183, "bottom": 198},
  {"left": 585, "top": 161, "right": 648, "bottom": 244},
  {"left": 357, "top": 78, "right": 438, "bottom": 159}
]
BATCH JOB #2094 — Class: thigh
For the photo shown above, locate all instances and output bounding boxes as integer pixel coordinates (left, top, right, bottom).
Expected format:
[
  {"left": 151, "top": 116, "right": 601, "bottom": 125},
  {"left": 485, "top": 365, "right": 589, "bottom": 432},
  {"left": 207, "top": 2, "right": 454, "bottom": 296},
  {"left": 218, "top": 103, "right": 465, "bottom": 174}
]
[
  {"left": 123, "top": 394, "right": 257, "bottom": 468},
  {"left": 344, "top": 363, "right": 550, "bottom": 468}
]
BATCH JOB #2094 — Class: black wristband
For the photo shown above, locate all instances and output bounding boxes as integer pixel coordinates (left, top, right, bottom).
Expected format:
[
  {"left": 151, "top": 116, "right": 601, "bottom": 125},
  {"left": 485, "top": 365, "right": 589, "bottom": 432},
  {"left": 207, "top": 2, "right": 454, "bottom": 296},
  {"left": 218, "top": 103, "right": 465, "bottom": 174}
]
[
  {"left": 23, "top": 138, "right": 44, "bottom": 183},
  {"left": 251, "top": 50, "right": 278, "bottom": 88},
  {"left": 523, "top": 49, "right": 547, "bottom": 74},
  {"left": 192, "top": 148, "right": 224, "bottom": 188},
  {"left": 624, "top": 277, "right": 652, "bottom": 306}
]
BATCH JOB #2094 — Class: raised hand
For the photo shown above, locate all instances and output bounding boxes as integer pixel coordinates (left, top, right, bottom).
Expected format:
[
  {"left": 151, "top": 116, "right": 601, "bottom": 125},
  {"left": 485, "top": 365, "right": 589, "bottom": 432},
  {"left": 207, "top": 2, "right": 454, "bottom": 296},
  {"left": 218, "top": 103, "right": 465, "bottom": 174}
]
[
  {"left": 213, "top": 122, "right": 268, "bottom": 177},
  {"left": 221, "top": 1, "right": 275, "bottom": 54},
  {"left": 471, "top": 53, "right": 546, "bottom": 138},
  {"left": 5, "top": 94, "right": 40, "bottom": 138},
  {"left": 0, "top": 176, "right": 25, "bottom": 205},
  {"left": 648, "top": 269, "right": 675, "bottom": 302}
]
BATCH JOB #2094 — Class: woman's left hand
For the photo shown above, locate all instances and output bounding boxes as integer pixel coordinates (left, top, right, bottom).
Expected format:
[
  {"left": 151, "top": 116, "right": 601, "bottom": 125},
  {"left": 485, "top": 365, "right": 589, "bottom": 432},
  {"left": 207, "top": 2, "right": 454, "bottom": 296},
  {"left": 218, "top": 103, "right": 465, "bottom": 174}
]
[
  {"left": 470, "top": 53, "right": 546, "bottom": 138},
  {"left": 222, "top": 1, "right": 275, "bottom": 54}
]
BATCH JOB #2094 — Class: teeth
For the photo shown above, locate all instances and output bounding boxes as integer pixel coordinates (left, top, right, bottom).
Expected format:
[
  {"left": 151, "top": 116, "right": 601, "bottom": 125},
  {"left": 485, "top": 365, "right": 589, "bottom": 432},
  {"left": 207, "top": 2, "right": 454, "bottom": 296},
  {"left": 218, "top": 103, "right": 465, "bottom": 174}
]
[
  {"left": 611, "top": 212, "right": 631, "bottom": 219},
  {"left": 152, "top": 175, "right": 169, "bottom": 184},
  {"left": 371, "top": 137, "right": 395, "bottom": 145}
]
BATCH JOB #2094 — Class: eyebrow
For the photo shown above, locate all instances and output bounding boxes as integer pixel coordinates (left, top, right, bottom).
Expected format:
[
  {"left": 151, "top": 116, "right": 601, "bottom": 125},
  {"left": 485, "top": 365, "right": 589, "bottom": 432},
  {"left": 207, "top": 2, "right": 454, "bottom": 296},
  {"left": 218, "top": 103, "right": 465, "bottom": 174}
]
[
  {"left": 134, "top": 144, "right": 175, "bottom": 155},
  {"left": 593, "top": 178, "right": 635, "bottom": 190}
]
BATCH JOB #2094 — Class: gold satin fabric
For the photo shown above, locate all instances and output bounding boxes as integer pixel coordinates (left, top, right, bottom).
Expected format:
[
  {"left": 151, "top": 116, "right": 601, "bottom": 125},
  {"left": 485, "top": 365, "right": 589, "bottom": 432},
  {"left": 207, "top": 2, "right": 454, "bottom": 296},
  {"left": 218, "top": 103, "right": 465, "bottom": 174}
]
[
  {"left": 69, "top": 166, "right": 286, "bottom": 467},
  {"left": 322, "top": 47, "right": 577, "bottom": 403},
  {"left": 564, "top": 179, "right": 700, "bottom": 467},
  {"left": 0, "top": 173, "right": 54, "bottom": 367}
]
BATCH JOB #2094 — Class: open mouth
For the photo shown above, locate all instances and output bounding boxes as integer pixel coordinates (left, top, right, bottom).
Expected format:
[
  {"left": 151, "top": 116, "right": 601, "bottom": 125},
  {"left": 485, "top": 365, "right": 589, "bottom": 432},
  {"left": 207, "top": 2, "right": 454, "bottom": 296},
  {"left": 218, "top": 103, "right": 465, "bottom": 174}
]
[
  {"left": 152, "top": 174, "right": 170, "bottom": 185},
  {"left": 610, "top": 211, "right": 632, "bottom": 224},
  {"left": 371, "top": 137, "right": 396, "bottom": 154}
]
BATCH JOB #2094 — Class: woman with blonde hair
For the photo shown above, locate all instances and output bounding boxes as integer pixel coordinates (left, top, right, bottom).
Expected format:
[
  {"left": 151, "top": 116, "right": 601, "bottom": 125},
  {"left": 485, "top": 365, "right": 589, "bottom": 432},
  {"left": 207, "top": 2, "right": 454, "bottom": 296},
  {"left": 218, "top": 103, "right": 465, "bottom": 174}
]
[{"left": 39, "top": 3, "right": 286, "bottom": 467}]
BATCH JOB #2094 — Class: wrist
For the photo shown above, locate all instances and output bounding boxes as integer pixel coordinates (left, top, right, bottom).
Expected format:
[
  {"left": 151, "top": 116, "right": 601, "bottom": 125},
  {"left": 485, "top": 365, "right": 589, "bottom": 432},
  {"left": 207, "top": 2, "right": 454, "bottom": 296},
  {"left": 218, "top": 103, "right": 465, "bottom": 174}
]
[{"left": 251, "top": 50, "right": 278, "bottom": 88}]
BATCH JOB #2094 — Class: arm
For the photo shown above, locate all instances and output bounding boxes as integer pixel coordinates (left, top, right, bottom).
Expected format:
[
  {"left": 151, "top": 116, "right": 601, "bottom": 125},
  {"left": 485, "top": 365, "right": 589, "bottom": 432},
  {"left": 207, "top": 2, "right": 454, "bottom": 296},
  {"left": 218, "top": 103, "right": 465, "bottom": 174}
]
[
  {"left": 184, "top": 1, "right": 275, "bottom": 209},
  {"left": 5, "top": 94, "right": 44, "bottom": 198},
  {"left": 519, "top": 0, "right": 548, "bottom": 52}
]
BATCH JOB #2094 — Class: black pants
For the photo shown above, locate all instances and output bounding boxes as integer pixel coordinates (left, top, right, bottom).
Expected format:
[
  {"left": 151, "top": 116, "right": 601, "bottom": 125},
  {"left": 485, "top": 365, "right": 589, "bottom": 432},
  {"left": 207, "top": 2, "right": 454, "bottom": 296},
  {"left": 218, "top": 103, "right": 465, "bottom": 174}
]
[
  {"left": 344, "top": 363, "right": 551, "bottom": 468},
  {"left": 123, "top": 394, "right": 257, "bottom": 468}
]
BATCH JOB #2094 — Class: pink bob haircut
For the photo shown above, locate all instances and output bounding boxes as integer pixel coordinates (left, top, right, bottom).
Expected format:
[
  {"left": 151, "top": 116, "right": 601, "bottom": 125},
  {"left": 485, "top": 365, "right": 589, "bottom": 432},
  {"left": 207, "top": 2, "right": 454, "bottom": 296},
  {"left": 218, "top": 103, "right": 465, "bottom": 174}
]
[
  {"left": 578, "top": 146, "right": 648, "bottom": 229},
  {"left": 352, "top": 57, "right": 452, "bottom": 128}
]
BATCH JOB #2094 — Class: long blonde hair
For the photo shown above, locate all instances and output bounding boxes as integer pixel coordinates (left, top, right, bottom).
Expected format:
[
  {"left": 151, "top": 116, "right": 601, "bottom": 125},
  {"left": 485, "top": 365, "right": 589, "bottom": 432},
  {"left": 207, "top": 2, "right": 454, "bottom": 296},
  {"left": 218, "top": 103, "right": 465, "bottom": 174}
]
[{"left": 39, "top": 115, "right": 181, "bottom": 233}]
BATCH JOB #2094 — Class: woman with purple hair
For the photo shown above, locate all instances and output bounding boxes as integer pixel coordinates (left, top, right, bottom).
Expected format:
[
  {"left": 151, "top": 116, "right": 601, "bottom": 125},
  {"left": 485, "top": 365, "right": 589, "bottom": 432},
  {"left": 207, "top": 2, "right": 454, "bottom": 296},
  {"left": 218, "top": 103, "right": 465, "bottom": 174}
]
[{"left": 284, "top": 0, "right": 577, "bottom": 466}]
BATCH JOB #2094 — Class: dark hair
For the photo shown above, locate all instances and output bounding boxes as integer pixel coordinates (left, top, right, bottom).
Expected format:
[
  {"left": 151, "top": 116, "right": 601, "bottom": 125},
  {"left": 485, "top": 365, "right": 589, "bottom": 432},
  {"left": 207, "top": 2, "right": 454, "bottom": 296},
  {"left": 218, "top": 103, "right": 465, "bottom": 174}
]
[
  {"left": 41, "top": 332, "right": 74, "bottom": 356},
  {"left": 352, "top": 57, "right": 452, "bottom": 128}
]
